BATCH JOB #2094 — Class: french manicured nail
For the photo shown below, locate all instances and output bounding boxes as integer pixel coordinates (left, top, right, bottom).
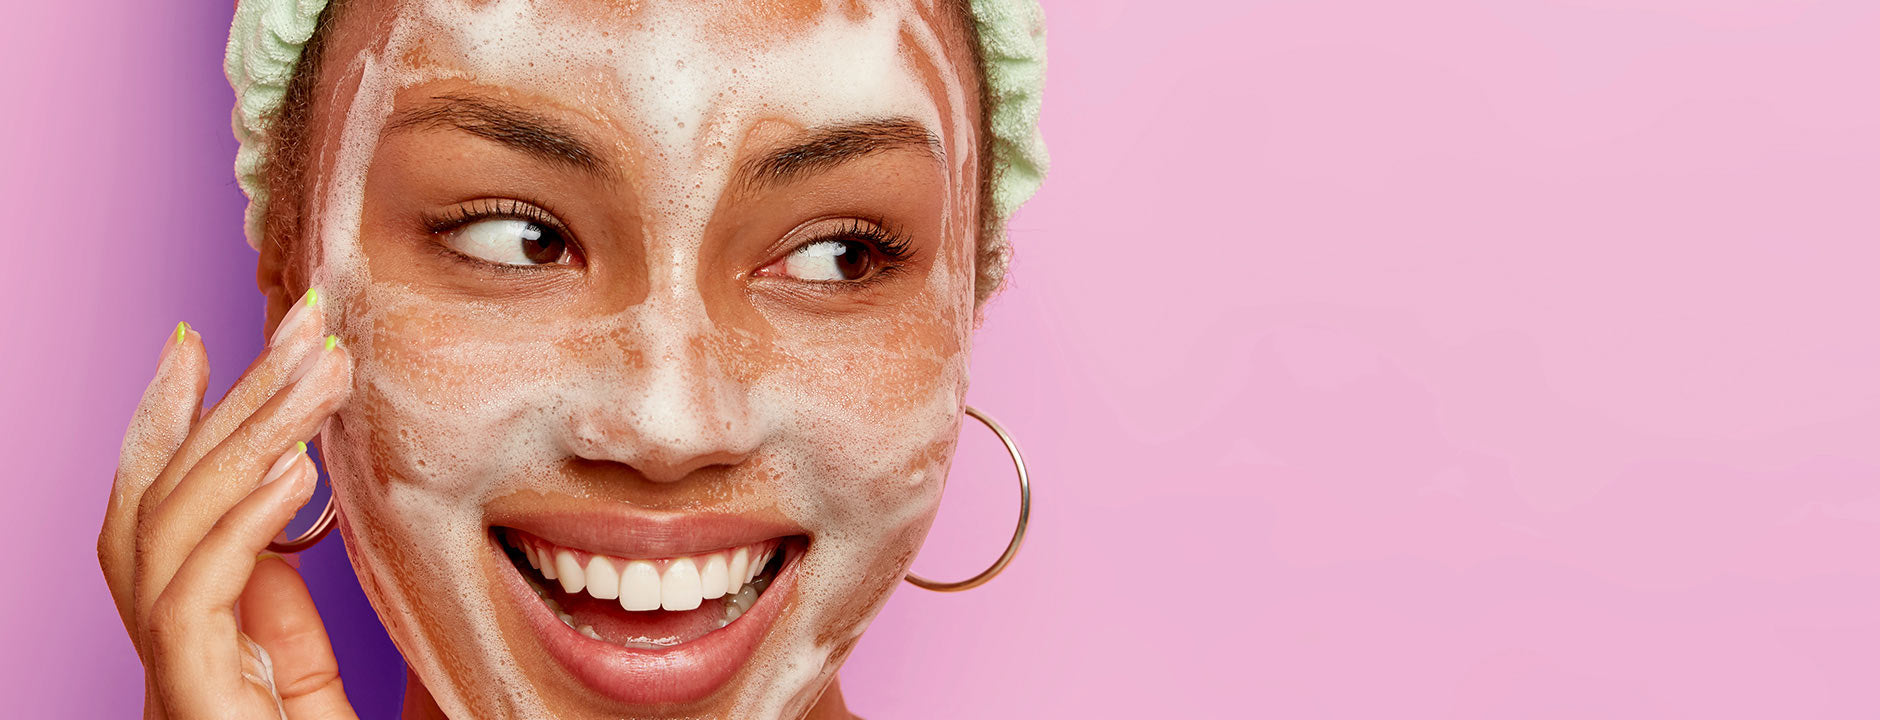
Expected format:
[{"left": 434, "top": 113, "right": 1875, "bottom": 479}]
[
  {"left": 160, "top": 321, "right": 189, "bottom": 363},
  {"left": 288, "top": 334, "right": 341, "bottom": 383},
  {"left": 269, "top": 288, "right": 321, "bottom": 347},
  {"left": 262, "top": 441, "right": 308, "bottom": 486}
]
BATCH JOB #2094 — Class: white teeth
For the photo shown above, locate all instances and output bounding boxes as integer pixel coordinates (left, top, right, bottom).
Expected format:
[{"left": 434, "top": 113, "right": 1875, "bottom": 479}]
[
  {"left": 515, "top": 536, "right": 784, "bottom": 616},
  {"left": 700, "top": 554, "right": 729, "bottom": 600},
  {"left": 728, "top": 547, "right": 749, "bottom": 595},
  {"left": 619, "top": 560, "right": 662, "bottom": 612},
  {"left": 554, "top": 551, "right": 586, "bottom": 594},
  {"left": 579, "top": 624, "right": 602, "bottom": 641},
  {"left": 585, "top": 555, "right": 620, "bottom": 600},
  {"left": 662, "top": 558, "right": 704, "bottom": 611}
]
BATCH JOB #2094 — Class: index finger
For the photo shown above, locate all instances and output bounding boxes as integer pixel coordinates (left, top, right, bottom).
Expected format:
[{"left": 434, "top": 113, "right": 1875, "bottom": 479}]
[
  {"left": 99, "top": 322, "right": 209, "bottom": 641},
  {"left": 137, "top": 288, "right": 327, "bottom": 521}
]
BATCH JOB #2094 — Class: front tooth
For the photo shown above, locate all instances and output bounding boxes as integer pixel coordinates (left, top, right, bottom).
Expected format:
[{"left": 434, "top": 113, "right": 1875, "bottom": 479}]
[
  {"left": 619, "top": 560, "right": 661, "bottom": 611},
  {"left": 662, "top": 558, "right": 704, "bottom": 611},
  {"left": 585, "top": 555, "right": 620, "bottom": 600},
  {"left": 700, "top": 554, "right": 729, "bottom": 600},
  {"left": 523, "top": 543, "right": 540, "bottom": 569},
  {"left": 554, "top": 550, "right": 586, "bottom": 594},
  {"left": 540, "top": 547, "right": 559, "bottom": 580},
  {"left": 728, "top": 548, "right": 750, "bottom": 594}
]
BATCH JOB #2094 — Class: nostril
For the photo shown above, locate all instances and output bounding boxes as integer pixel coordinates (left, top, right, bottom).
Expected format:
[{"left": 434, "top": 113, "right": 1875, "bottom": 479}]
[
  {"left": 561, "top": 437, "right": 755, "bottom": 486},
  {"left": 630, "top": 444, "right": 754, "bottom": 484},
  {"left": 558, "top": 330, "right": 765, "bottom": 483},
  {"left": 563, "top": 409, "right": 762, "bottom": 485}
]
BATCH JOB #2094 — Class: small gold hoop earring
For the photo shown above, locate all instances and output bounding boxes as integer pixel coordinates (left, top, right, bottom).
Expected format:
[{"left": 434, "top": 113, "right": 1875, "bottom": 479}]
[
  {"left": 905, "top": 405, "right": 1032, "bottom": 592},
  {"left": 267, "top": 480, "right": 338, "bottom": 553}
]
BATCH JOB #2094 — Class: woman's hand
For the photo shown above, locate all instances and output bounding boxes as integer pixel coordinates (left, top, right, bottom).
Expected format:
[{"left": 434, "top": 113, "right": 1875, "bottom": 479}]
[{"left": 97, "top": 291, "right": 358, "bottom": 719}]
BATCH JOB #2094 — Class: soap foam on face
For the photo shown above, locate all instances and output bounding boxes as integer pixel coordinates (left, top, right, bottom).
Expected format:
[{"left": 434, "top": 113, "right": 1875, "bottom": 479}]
[{"left": 302, "top": 1, "right": 981, "bottom": 717}]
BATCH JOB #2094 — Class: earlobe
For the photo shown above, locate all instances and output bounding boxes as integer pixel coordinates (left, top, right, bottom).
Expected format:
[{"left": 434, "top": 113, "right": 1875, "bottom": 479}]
[{"left": 255, "top": 235, "right": 295, "bottom": 343}]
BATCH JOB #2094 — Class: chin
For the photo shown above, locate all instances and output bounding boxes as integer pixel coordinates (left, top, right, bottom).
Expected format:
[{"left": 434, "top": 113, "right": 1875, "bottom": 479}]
[
  {"left": 482, "top": 506, "right": 811, "bottom": 710},
  {"left": 329, "top": 464, "right": 933, "bottom": 718},
  {"left": 316, "top": 326, "right": 956, "bottom": 717}
]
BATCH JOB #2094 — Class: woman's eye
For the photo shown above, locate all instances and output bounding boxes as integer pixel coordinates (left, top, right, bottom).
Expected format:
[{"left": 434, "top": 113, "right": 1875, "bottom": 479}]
[
  {"left": 776, "top": 239, "right": 877, "bottom": 282},
  {"left": 443, "top": 218, "right": 571, "bottom": 266}
]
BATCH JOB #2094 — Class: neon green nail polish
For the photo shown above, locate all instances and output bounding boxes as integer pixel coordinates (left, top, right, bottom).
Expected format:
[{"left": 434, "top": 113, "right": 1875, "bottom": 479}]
[
  {"left": 173, "top": 321, "right": 188, "bottom": 343},
  {"left": 296, "top": 440, "right": 307, "bottom": 455},
  {"left": 303, "top": 288, "right": 319, "bottom": 307},
  {"left": 324, "top": 334, "right": 339, "bottom": 351}
]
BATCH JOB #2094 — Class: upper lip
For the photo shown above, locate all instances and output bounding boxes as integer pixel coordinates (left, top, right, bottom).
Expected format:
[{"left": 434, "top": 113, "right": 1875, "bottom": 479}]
[{"left": 487, "top": 503, "right": 805, "bottom": 559}]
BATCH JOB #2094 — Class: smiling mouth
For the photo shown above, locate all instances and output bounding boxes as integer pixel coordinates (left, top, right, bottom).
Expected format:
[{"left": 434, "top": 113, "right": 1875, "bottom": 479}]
[{"left": 497, "top": 528, "right": 793, "bottom": 649}]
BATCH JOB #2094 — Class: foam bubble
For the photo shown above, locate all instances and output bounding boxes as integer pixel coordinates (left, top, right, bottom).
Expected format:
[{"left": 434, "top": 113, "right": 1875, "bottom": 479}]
[{"left": 305, "top": 1, "right": 979, "bottom": 716}]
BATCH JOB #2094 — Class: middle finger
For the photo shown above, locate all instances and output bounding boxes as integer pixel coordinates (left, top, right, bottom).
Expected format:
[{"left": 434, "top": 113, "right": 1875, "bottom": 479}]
[
  {"left": 135, "top": 337, "right": 352, "bottom": 632},
  {"left": 136, "top": 288, "right": 328, "bottom": 520}
]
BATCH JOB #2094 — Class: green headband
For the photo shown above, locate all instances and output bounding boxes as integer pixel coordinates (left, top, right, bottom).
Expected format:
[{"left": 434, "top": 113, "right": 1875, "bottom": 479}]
[{"left": 225, "top": 0, "right": 1049, "bottom": 253}]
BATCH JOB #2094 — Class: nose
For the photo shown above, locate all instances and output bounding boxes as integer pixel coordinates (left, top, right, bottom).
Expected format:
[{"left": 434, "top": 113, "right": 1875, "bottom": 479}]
[{"left": 567, "top": 290, "right": 764, "bottom": 484}]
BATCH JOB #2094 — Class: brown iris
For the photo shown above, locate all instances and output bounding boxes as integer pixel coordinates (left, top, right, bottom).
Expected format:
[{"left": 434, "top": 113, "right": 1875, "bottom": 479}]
[{"left": 518, "top": 222, "right": 567, "bottom": 264}]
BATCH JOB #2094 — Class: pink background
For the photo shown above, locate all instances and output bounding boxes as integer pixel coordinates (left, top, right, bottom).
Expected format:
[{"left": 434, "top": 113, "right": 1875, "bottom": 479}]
[{"left": 6, "top": 0, "right": 1880, "bottom": 716}]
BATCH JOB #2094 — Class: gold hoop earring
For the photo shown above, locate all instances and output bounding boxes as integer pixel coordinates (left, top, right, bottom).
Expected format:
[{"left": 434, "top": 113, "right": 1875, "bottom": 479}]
[
  {"left": 905, "top": 405, "right": 1032, "bottom": 592},
  {"left": 267, "top": 480, "right": 337, "bottom": 553}
]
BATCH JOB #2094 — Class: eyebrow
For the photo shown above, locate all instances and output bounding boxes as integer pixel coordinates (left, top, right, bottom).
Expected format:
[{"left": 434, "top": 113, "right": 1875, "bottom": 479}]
[
  {"left": 740, "top": 117, "right": 942, "bottom": 191},
  {"left": 385, "top": 93, "right": 609, "bottom": 177}
]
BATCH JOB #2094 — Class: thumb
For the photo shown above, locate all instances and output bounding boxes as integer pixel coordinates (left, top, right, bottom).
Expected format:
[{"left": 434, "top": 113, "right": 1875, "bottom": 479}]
[{"left": 239, "top": 556, "right": 359, "bottom": 720}]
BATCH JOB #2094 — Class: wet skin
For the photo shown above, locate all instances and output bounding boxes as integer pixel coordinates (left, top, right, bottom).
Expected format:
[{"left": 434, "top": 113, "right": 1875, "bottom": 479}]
[{"left": 252, "top": 0, "right": 988, "bottom": 717}]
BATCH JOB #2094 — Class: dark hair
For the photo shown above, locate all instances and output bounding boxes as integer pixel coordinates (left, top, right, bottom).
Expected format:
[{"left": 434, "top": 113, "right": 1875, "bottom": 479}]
[{"left": 260, "top": 1, "right": 1002, "bottom": 300}]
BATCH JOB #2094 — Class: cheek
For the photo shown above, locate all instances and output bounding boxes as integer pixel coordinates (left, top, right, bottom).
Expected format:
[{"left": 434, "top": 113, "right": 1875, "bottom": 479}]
[
  {"left": 769, "top": 295, "right": 967, "bottom": 475},
  {"left": 329, "top": 286, "right": 589, "bottom": 507},
  {"left": 760, "top": 243, "right": 975, "bottom": 516},
  {"left": 755, "top": 293, "right": 971, "bottom": 612}
]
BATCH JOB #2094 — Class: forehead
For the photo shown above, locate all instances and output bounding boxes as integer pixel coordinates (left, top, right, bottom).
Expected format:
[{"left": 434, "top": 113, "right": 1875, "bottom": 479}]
[{"left": 325, "top": 0, "right": 979, "bottom": 164}]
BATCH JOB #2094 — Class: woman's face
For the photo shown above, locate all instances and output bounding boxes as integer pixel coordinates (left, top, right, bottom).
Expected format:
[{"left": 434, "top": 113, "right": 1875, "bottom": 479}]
[{"left": 284, "top": 0, "right": 982, "bottom": 716}]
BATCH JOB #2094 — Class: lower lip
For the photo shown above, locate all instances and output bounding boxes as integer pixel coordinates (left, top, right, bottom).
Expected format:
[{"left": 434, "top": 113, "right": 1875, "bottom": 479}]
[{"left": 490, "top": 535, "right": 799, "bottom": 706}]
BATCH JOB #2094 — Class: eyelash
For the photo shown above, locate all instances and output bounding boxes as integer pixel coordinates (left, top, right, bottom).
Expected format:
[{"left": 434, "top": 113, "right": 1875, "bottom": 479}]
[
  {"left": 420, "top": 198, "right": 579, "bottom": 271},
  {"left": 798, "top": 217, "right": 916, "bottom": 282},
  {"left": 418, "top": 200, "right": 915, "bottom": 285}
]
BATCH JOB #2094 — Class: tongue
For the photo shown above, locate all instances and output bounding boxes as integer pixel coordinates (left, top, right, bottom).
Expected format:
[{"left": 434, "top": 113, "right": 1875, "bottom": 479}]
[{"left": 556, "top": 589, "right": 735, "bottom": 647}]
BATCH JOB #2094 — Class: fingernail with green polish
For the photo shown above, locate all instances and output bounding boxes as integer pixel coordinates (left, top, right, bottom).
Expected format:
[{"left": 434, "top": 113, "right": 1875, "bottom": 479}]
[
  {"left": 271, "top": 287, "right": 323, "bottom": 348},
  {"left": 161, "top": 321, "right": 189, "bottom": 364},
  {"left": 262, "top": 442, "right": 305, "bottom": 486}
]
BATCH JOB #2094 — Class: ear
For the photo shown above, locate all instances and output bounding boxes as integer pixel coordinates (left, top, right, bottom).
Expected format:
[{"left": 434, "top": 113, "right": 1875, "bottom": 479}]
[{"left": 256, "top": 233, "right": 298, "bottom": 343}]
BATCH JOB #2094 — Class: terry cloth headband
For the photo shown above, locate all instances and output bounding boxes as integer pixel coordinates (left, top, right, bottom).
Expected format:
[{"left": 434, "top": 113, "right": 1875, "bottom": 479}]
[{"left": 224, "top": 0, "right": 1049, "bottom": 251}]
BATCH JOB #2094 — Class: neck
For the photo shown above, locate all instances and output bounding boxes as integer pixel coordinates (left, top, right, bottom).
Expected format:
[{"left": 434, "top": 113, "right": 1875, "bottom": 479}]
[{"left": 400, "top": 670, "right": 854, "bottom": 719}]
